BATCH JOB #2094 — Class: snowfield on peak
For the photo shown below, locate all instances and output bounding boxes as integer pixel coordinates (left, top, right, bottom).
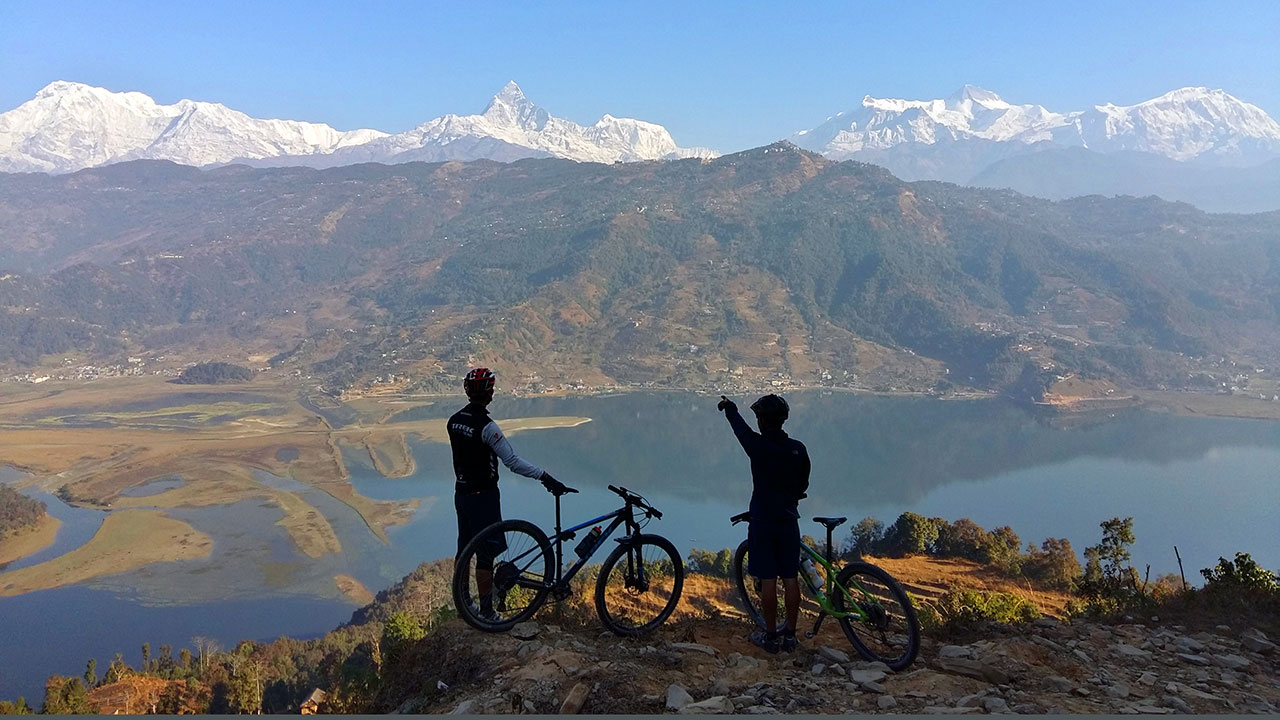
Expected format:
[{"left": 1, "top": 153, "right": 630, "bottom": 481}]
[
  {"left": 0, "top": 81, "right": 388, "bottom": 174},
  {"left": 0, "top": 80, "right": 715, "bottom": 174},
  {"left": 792, "top": 85, "right": 1280, "bottom": 165}
]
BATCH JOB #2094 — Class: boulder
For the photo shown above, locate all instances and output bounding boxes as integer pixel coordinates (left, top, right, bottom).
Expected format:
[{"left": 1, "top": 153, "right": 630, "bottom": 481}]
[
  {"left": 1176, "top": 653, "right": 1210, "bottom": 666},
  {"left": 939, "top": 645, "right": 975, "bottom": 659},
  {"left": 818, "top": 646, "right": 851, "bottom": 663},
  {"left": 983, "top": 697, "right": 1009, "bottom": 713},
  {"left": 876, "top": 696, "right": 898, "bottom": 710},
  {"left": 671, "top": 642, "right": 718, "bottom": 657},
  {"left": 1042, "top": 676, "right": 1074, "bottom": 693},
  {"left": 680, "top": 696, "right": 734, "bottom": 714},
  {"left": 936, "top": 657, "right": 1011, "bottom": 684},
  {"left": 665, "top": 684, "right": 693, "bottom": 712},
  {"left": 1114, "top": 643, "right": 1153, "bottom": 662},
  {"left": 559, "top": 682, "right": 590, "bottom": 714},
  {"left": 848, "top": 669, "right": 888, "bottom": 685},
  {"left": 448, "top": 699, "right": 477, "bottom": 715},
  {"left": 511, "top": 622, "right": 541, "bottom": 640},
  {"left": 1209, "top": 653, "right": 1250, "bottom": 670},
  {"left": 1106, "top": 683, "right": 1131, "bottom": 699},
  {"left": 1240, "top": 635, "right": 1276, "bottom": 654}
]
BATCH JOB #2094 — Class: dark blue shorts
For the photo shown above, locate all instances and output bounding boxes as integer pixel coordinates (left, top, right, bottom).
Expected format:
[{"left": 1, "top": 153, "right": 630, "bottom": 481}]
[
  {"left": 456, "top": 490, "right": 506, "bottom": 568},
  {"left": 748, "top": 517, "right": 801, "bottom": 579}
]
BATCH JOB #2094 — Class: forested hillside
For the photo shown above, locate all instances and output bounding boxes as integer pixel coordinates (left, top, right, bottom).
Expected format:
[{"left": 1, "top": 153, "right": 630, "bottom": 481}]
[{"left": 0, "top": 145, "right": 1276, "bottom": 395}]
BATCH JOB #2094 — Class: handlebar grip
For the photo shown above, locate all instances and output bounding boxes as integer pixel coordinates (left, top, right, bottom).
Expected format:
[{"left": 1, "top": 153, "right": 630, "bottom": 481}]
[
  {"left": 565, "top": 487, "right": 579, "bottom": 494},
  {"left": 649, "top": 507, "right": 663, "bottom": 519}
]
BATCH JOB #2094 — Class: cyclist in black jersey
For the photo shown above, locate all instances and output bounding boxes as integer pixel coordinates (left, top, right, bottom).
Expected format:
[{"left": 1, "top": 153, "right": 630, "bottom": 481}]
[
  {"left": 450, "top": 368, "right": 567, "bottom": 620},
  {"left": 719, "top": 393, "right": 810, "bottom": 653}
]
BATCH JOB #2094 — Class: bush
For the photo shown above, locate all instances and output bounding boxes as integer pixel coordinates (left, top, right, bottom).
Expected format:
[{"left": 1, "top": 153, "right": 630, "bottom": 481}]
[
  {"left": 686, "top": 548, "right": 733, "bottom": 578},
  {"left": 917, "top": 588, "right": 1039, "bottom": 631},
  {"left": 1201, "top": 553, "right": 1280, "bottom": 593}
]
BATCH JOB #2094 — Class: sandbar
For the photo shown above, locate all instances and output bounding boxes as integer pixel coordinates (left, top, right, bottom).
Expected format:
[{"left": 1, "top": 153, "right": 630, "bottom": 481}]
[
  {"left": 0, "top": 514, "right": 61, "bottom": 566},
  {"left": 0, "top": 509, "right": 213, "bottom": 596},
  {"left": 335, "top": 573, "right": 375, "bottom": 606}
]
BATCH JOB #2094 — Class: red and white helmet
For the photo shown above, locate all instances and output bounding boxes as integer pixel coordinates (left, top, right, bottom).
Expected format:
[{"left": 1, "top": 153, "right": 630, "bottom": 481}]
[{"left": 464, "top": 367, "right": 496, "bottom": 398}]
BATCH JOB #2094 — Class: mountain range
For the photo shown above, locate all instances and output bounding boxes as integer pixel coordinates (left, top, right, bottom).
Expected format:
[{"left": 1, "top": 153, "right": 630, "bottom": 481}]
[
  {"left": 0, "top": 81, "right": 713, "bottom": 174},
  {"left": 2, "top": 81, "right": 1280, "bottom": 211}
]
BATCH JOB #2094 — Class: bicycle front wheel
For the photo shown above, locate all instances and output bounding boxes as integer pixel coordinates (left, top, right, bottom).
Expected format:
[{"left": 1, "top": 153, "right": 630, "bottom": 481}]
[
  {"left": 832, "top": 561, "right": 920, "bottom": 671},
  {"left": 453, "top": 519, "right": 554, "bottom": 632},
  {"left": 594, "top": 534, "right": 684, "bottom": 636}
]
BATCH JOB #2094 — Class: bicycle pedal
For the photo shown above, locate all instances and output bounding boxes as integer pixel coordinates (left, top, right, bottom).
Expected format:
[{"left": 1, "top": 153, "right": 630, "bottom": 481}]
[{"left": 804, "top": 631, "right": 815, "bottom": 639}]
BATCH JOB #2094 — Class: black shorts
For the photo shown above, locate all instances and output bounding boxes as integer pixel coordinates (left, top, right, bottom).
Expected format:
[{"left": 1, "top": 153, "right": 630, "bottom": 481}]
[
  {"left": 747, "top": 517, "right": 801, "bottom": 579},
  {"left": 455, "top": 490, "right": 506, "bottom": 568}
]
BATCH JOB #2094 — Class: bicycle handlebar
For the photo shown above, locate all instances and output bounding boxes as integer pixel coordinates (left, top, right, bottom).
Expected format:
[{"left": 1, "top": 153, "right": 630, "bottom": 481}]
[
  {"left": 729, "top": 511, "right": 750, "bottom": 525},
  {"left": 608, "top": 484, "right": 663, "bottom": 519}
]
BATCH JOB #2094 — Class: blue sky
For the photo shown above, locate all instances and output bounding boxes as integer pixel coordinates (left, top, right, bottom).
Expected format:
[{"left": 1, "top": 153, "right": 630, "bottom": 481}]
[{"left": 2, "top": 0, "right": 1278, "bottom": 151}]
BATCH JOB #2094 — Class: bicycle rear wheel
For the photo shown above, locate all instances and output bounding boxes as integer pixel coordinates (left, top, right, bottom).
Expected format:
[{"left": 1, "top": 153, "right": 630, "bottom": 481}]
[
  {"left": 453, "top": 519, "right": 554, "bottom": 632},
  {"left": 832, "top": 561, "right": 920, "bottom": 671},
  {"left": 594, "top": 534, "right": 684, "bottom": 636}
]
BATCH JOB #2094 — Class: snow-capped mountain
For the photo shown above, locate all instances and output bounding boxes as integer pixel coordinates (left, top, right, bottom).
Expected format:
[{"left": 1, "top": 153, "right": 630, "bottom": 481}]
[
  {"left": 792, "top": 85, "right": 1280, "bottom": 167},
  {"left": 0, "top": 81, "right": 388, "bottom": 173},
  {"left": 0, "top": 81, "right": 715, "bottom": 174},
  {"left": 305, "top": 81, "right": 715, "bottom": 167}
]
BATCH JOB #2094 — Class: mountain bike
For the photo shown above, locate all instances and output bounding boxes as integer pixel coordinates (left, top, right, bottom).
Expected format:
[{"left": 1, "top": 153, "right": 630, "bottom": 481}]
[
  {"left": 730, "top": 512, "right": 920, "bottom": 670},
  {"left": 452, "top": 484, "right": 684, "bottom": 636}
]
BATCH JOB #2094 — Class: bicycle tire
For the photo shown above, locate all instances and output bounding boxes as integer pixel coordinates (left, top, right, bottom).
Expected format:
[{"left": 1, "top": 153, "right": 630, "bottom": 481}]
[
  {"left": 594, "top": 534, "right": 685, "bottom": 636},
  {"left": 832, "top": 561, "right": 920, "bottom": 671},
  {"left": 452, "top": 519, "right": 554, "bottom": 632}
]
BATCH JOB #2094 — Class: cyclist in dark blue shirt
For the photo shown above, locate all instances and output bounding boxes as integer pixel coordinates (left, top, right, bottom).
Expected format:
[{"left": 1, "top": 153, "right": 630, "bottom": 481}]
[{"left": 718, "top": 393, "right": 810, "bottom": 653}]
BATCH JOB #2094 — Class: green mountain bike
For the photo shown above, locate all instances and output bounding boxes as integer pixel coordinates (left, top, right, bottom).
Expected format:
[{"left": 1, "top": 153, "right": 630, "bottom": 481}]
[{"left": 730, "top": 512, "right": 920, "bottom": 670}]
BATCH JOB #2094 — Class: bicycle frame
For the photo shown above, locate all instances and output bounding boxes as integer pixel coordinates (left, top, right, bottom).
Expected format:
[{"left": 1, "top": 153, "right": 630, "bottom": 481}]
[
  {"left": 799, "top": 542, "right": 868, "bottom": 622},
  {"left": 509, "top": 495, "right": 643, "bottom": 594}
]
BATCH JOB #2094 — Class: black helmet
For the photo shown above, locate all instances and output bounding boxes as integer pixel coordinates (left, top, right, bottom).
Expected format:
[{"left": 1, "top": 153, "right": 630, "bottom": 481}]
[{"left": 750, "top": 394, "right": 789, "bottom": 423}]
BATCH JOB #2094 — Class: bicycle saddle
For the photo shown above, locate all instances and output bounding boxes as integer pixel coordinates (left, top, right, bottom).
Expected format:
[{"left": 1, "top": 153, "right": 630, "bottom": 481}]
[{"left": 813, "top": 516, "right": 847, "bottom": 529}]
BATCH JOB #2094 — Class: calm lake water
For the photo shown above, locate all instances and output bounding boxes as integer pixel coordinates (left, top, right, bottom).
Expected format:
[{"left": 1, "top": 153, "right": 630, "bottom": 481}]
[{"left": 2, "top": 392, "right": 1278, "bottom": 701}]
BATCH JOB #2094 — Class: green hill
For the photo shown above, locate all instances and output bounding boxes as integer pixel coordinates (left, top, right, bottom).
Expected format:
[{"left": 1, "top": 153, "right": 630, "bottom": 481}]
[{"left": 0, "top": 145, "right": 1276, "bottom": 396}]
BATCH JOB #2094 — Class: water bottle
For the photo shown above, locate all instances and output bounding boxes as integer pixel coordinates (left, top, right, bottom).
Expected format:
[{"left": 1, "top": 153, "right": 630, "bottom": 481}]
[
  {"left": 574, "top": 526, "right": 602, "bottom": 558},
  {"left": 801, "top": 557, "right": 824, "bottom": 588}
]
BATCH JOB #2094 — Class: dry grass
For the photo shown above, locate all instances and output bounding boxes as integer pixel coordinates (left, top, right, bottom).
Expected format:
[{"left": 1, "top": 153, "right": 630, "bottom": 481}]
[
  {"left": 870, "top": 554, "right": 1076, "bottom": 618},
  {"left": 0, "top": 509, "right": 212, "bottom": 596}
]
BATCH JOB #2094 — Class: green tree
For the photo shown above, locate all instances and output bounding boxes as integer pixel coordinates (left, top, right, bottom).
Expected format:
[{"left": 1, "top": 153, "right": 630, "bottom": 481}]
[
  {"left": 1024, "top": 537, "right": 1082, "bottom": 589},
  {"left": 103, "top": 653, "right": 128, "bottom": 684},
  {"left": 934, "top": 518, "right": 989, "bottom": 561},
  {"left": 844, "top": 517, "right": 885, "bottom": 558},
  {"left": 82, "top": 659, "right": 97, "bottom": 689},
  {"left": 1095, "top": 517, "right": 1136, "bottom": 586},
  {"left": 1201, "top": 552, "right": 1280, "bottom": 592},
  {"left": 0, "top": 696, "right": 33, "bottom": 714},
  {"left": 880, "top": 512, "right": 941, "bottom": 557},
  {"left": 179, "top": 648, "right": 193, "bottom": 673},
  {"left": 41, "top": 676, "right": 93, "bottom": 714},
  {"left": 379, "top": 612, "right": 425, "bottom": 669},
  {"left": 141, "top": 643, "right": 150, "bottom": 672}
]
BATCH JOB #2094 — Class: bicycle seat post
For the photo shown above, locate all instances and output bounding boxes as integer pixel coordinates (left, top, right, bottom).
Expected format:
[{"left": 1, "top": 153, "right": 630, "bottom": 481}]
[
  {"left": 825, "top": 526, "right": 835, "bottom": 565},
  {"left": 554, "top": 494, "right": 563, "bottom": 576}
]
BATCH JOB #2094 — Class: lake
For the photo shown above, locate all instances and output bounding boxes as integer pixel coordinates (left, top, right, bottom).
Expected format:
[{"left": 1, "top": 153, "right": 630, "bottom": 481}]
[{"left": 2, "top": 392, "right": 1278, "bottom": 702}]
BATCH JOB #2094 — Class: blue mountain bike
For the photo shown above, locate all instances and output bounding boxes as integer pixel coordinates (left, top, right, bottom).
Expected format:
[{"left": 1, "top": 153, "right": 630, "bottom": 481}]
[{"left": 452, "top": 484, "right": 684, "bottom": 636}]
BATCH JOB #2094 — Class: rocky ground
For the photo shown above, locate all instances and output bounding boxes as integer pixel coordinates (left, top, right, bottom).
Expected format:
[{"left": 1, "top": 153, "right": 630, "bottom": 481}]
[{"left": 389, "top": 613, "right": 1278, "bottom": 715}]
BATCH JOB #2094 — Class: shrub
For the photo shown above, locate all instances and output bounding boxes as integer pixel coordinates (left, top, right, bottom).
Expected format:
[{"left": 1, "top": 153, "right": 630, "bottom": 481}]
[
  {"left": 686, "top": 548, "right": 732, "bottom": 578},
  {"left": 1201, "top": 553, "right": 1280, "bottom": 593},
  {"left": 918, "top": 588, "right": 1039, "bottom": 631}
]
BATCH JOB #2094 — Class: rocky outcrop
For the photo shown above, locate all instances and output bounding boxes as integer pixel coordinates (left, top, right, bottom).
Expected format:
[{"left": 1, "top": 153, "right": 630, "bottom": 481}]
[{"left": 379, "top": 615, "right": 1278, "bottom": 714}]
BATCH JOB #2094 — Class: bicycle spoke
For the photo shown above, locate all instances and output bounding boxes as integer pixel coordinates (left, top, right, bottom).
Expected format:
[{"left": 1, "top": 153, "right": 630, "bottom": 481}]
[
  {"left": 833, "top": 563, "right": 920, "bottom": 670},
  {"left": 596, "top": 538, "right": 683, "bottom": 635}
]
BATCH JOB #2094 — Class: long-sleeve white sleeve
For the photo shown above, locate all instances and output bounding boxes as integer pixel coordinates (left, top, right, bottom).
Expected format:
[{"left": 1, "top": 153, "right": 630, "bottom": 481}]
[{"left": 481, "top": 420, "right": 545, "bottom": 480}]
